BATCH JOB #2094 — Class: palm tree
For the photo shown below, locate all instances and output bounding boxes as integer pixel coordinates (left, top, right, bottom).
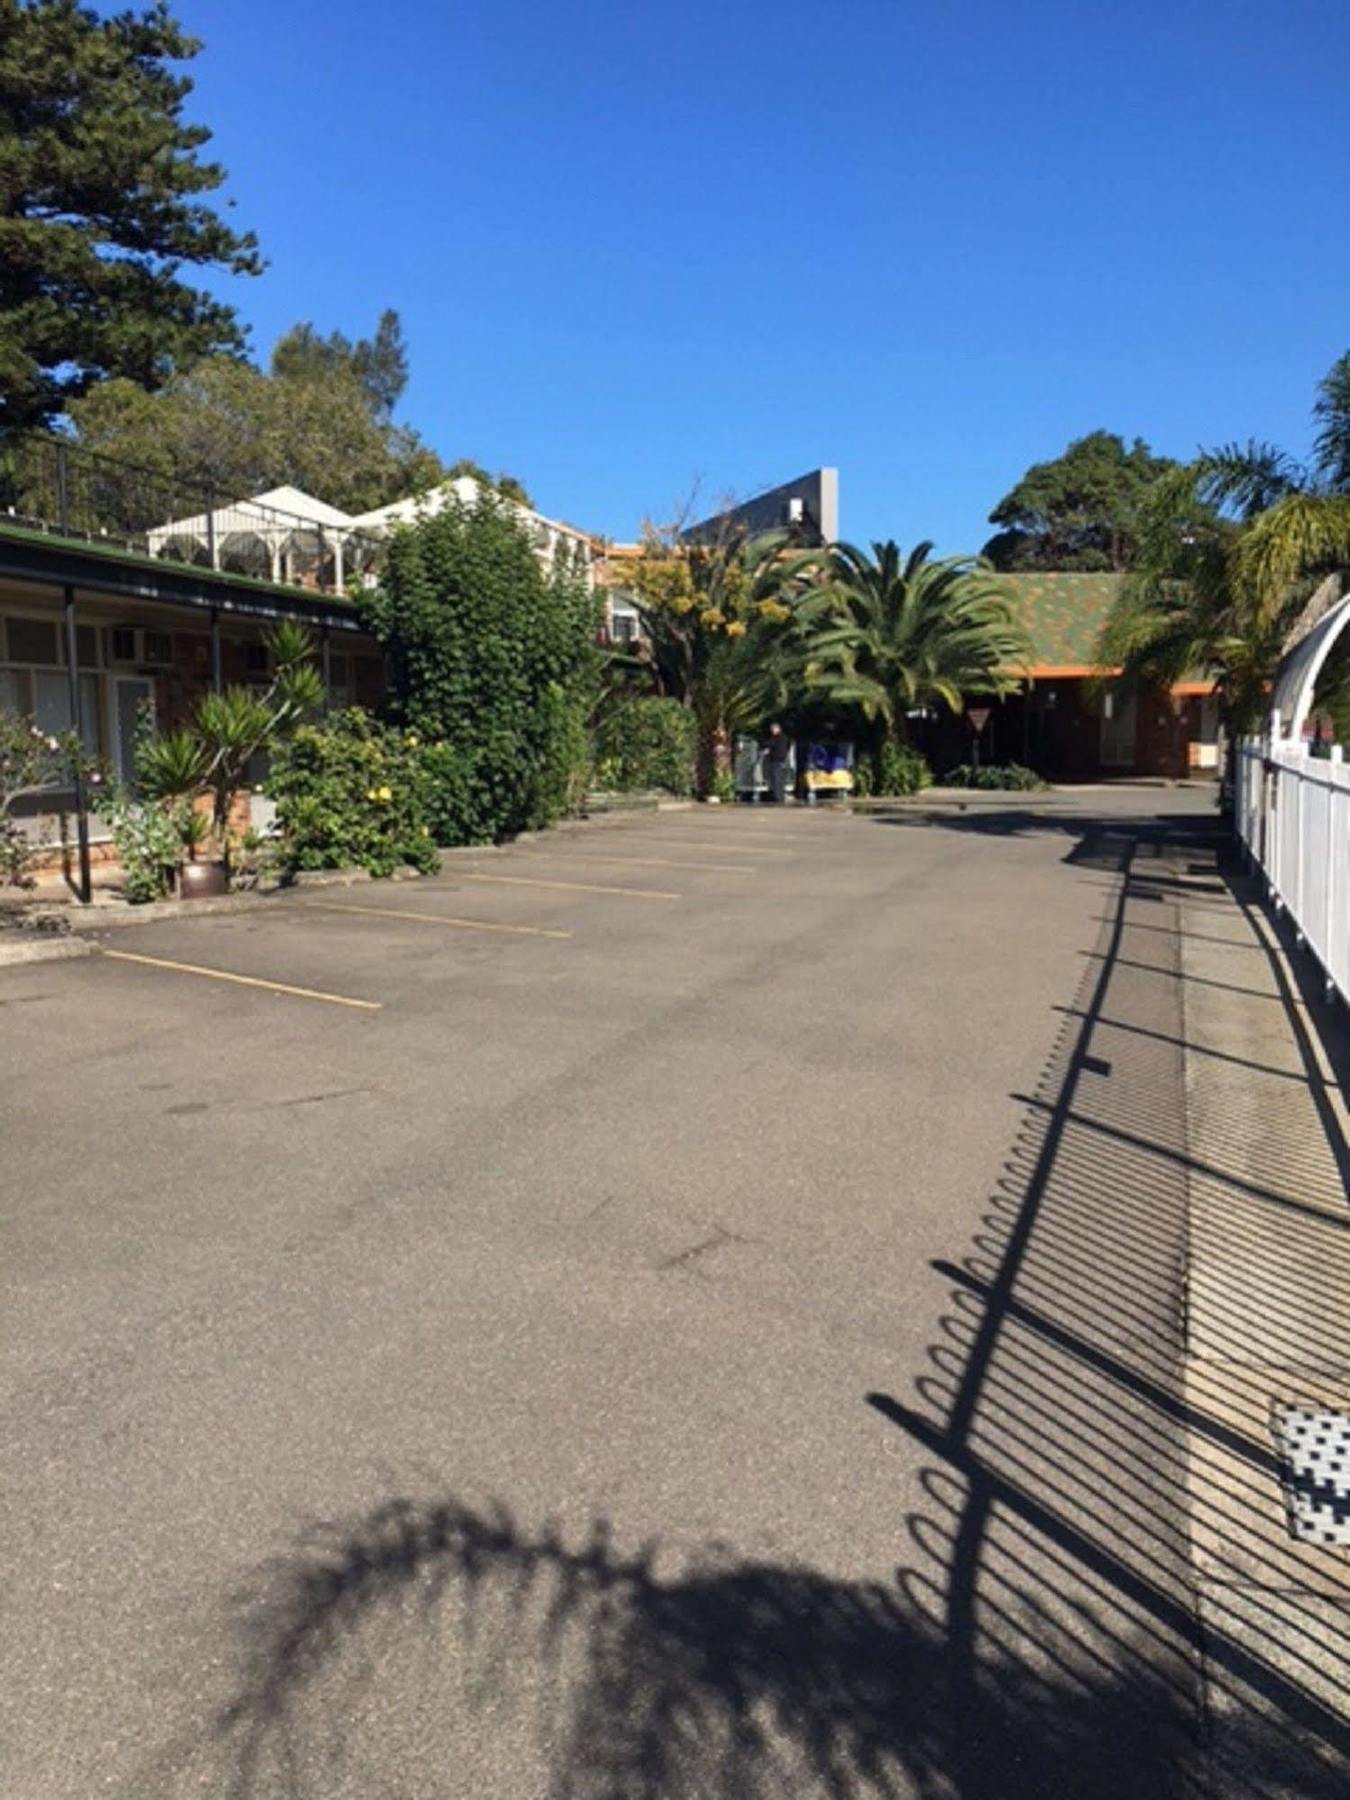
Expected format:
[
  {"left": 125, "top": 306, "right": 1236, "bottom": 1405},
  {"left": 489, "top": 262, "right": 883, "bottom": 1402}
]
[
  {"left": 630, "top": 529, "right": 826, "bottom": 792},
  {"left": 799, "top": 541, "right": 1029, "bottom": 757},
  {"left": 1097, "top": 353, "right": 1350, "bottom": 768}
]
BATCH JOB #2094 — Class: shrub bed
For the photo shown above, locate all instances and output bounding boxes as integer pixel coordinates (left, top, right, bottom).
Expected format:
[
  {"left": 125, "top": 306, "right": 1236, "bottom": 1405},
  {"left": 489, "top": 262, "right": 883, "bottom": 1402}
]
[
  {"left": 267, "top": 709, "right": 441, "bottom": 877},
  {"left": 854, "top": 742, "right": 932, "bottom": 797},
  {"left": 942, "top": 762, "right": 1044, "bottom": 791}
]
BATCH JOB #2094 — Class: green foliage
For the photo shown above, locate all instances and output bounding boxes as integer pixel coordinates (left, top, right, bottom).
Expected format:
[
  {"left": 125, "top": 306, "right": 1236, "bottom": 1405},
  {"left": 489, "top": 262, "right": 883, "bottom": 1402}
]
[
  {"left": 708, "top": 768, "right": 736, "bottom": 804},
  {"left": 67, "top": 354, "right": 444, "bottom": 516},
  {"left": 266, "top": 710, "right": 439, "bottom": 878},
  {"left": 0, "top": 712, "right": 92, "bottom": 884},
  {"left": 360, "top": 494, "right": 601, "bottom": 841},
  {"left": 801, "top": 541, "right": 1029, "bottom": 739},
  {"left": 627, "top": 526, "right": 826, "bottom": 795},
  {"left": 870, "top": 741, "right": 932, "bottom": 796},
  {"left": 1096, "top": 351, "right": 1350, "bottom": 746},
  {"left": 593, "top": 696, "right": 697, "bottom": 795},
  {"left": 0, "top": 0, "right": 261, "bottom": 429},
  {"left": 416, "top": 737, "right": 477, "bottom": 847},
  {"left": 942, "top": 762, "right": 1044, "bottom": 791},
  {"left": 105, "top": 790, "right": 185, "bottom": 902},
  {"left": 984, "top": 433, "right": 1182, "bottom": 572},
  {"left": 135, "top": 727, "right": 209, "bottom": 801},
  {"left": 270, "top": 310, "right": 409, "bottom": 422}
]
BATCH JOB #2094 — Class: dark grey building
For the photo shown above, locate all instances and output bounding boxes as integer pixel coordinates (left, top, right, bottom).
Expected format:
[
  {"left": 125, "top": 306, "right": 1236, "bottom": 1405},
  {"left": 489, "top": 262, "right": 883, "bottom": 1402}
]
[{"left": 683, "top": 468, "right": 839, "bottom": 549}]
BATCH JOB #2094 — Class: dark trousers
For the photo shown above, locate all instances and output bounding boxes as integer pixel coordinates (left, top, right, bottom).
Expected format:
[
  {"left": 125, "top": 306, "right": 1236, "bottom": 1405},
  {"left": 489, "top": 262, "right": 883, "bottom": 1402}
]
[{"left": 767, "top": 761, "right": 790, "bottom": 803}]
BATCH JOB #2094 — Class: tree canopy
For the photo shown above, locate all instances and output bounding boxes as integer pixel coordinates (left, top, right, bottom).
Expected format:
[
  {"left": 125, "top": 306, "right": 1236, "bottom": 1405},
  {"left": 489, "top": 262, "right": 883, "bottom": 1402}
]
[
  {"left": 1096, "top": 351, "right": 1350, "bottom": 748},
  {"left": 0, "top": 0, "right": 261, "bottom": 430},
  {"left": 67, "top": 352, "right": 445, "bottom": 515},
  {"left": 270, "top": 310, "right": 409, "bottom": 422},
  {"left": 984, "top": 432, "right": 1181, "bottom": 572},
  {"left": 800, "top": 541, "right": 1030, "bottom": 740}
]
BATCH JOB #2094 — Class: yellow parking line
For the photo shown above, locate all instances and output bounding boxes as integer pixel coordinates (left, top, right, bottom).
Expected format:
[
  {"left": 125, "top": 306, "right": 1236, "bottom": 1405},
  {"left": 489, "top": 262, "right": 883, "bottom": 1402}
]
[
  {"left": 462, "top": 872, "right": 679, "bottom": 901},
  {"left": 300, "top": 899, "right": 571, "bottom": 939},
  {"left": 101, "top": 948, "right": 382, "bottom": 1010},
  {"left": 523, "top": 852, "right": 755, "bottom": 875}
]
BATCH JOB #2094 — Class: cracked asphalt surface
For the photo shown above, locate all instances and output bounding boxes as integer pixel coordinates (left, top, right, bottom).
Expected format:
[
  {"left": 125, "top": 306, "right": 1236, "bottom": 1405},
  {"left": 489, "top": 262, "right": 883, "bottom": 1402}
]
[{"left": 2, "top": 791, "right": 1237, "bottom": 1797}]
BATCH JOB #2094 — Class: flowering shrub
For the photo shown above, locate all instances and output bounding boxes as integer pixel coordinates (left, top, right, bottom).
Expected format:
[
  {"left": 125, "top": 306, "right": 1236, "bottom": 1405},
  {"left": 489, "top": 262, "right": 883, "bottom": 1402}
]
[
  {"left": 105, "top": 792, "right": 188, "bottom": 902},
  {"left": 266, "top": 709, "right": 440, "bottom": 878},
  {"left": 0, "top": 714, "right": 99, "bottom": 885}
]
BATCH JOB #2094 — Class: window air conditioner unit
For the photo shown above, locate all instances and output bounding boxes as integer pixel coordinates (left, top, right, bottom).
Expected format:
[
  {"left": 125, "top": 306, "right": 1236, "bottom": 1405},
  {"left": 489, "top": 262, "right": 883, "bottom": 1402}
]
[{"left": 109, "top": 626, "right": 172, "bottom": 666}]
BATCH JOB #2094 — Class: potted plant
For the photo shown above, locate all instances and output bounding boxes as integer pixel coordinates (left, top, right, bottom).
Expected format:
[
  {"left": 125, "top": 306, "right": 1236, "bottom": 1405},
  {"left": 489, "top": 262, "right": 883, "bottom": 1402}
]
[{"left": 135, "top": 625, "right": 322, "bottom": 897}]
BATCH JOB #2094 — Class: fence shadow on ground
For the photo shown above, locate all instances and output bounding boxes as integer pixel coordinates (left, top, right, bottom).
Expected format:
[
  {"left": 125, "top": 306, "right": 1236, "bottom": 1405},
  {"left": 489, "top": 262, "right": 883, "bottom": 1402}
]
[{"left": 184, "top": 813, "right": 1350, "bottom": 1799}]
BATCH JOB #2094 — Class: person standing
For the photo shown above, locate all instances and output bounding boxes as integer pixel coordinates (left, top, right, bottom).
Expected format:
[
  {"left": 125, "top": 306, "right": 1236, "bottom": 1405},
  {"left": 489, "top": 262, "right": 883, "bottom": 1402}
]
[{"left": 765, "top": 722, "right": 792, "bottom": 803}]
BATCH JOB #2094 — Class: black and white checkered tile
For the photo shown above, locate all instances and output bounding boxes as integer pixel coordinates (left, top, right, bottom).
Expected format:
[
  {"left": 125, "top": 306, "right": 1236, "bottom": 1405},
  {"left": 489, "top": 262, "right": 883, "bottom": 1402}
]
[{"left": 1275, "top": 1407, "right": 1350, "bottom": 1547}]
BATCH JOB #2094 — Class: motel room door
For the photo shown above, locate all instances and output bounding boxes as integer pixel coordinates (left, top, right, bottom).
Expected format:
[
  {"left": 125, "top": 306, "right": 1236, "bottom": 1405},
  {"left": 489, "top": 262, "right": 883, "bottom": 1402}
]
[
  {"left": 113, "top": 675, "right": 155, "bottom": 786},
  {"left": 1100, "top": 687, "right": 1137, "bottom": 769}
]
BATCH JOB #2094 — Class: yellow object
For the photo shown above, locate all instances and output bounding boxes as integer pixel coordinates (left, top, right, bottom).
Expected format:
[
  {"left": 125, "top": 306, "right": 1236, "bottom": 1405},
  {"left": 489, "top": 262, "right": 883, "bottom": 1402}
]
[
  {"left": 102, "top": 949, "right": 382, "bottom": 1010},
  {"left": 804, "top": 769, "right": 854, "bottom": 791}
]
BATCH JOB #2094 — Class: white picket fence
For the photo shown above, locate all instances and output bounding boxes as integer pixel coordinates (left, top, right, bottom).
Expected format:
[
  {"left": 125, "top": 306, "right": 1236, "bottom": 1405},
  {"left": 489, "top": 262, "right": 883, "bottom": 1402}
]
[{"left": 1235, "top": 740, "right": 1350, "bottom": 1003}]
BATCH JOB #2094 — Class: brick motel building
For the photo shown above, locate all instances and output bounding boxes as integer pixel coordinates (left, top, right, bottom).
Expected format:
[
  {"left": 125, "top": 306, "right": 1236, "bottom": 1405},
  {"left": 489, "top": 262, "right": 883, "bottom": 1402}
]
[{"left": 916, "top": 573, "right": 1220, "bottom": 782}]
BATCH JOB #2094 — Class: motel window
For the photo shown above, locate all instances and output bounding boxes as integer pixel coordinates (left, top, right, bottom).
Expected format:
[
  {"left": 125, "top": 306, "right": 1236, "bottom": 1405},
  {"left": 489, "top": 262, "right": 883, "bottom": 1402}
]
[
  {"left": 5, "top": 616, "right": 60, "bottom": 665},
  {"left": 1, "top": 613, "right": 104, "bottom": 759}
]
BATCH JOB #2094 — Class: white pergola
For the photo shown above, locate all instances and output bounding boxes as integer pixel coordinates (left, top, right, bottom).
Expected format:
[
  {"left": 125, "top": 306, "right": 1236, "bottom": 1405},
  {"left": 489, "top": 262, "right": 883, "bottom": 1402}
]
[{"left": 146, "top": 486, "right": 362, "bottom": 590}]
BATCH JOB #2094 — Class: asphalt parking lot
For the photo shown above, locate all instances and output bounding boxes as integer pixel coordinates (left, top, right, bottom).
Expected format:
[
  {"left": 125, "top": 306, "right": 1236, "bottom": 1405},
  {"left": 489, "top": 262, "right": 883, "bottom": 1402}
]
[{"left": 2, "top": 790, "right": 1227, "bottom": 1797}]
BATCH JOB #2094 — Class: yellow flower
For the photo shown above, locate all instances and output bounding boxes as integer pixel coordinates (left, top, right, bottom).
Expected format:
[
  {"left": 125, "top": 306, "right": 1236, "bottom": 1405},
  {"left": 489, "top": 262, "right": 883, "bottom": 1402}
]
[
  {"left": 378, "top": 785, "right": 393, "bottom": 801},
  {"left": 421, "top": 825, "right": 430, "bottom": 837},
  {"left": 725, "top": 620, "right": 747, "bottom": 639},
  {"left": 406, "top": 733, "right": 419, "bottom": 748},
  {"left": 366, "top": 788, "right": 377, "bottom": 801},
  {"left": 700, "top": 608, "right": 725, "bottom": 629}
]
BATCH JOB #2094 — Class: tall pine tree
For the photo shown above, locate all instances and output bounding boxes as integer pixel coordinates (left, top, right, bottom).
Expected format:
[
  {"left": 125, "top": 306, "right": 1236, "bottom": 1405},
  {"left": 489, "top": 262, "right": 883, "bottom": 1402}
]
[{"left": 0, "top": 0, "right": 261, "bottom": 430}]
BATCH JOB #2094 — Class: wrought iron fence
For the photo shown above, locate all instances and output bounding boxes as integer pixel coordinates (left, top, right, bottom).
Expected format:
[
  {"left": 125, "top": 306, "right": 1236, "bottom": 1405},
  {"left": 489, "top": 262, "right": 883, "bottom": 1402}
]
[{"left": 0, "top": 432, "right": 386, "bottom": 597}]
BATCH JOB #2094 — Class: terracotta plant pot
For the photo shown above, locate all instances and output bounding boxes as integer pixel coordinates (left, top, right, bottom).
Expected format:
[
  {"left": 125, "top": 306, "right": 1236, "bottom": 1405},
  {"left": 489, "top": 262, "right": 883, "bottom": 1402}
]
[{"left": 178, "top": 859, "right": 229, "bottom": 899}]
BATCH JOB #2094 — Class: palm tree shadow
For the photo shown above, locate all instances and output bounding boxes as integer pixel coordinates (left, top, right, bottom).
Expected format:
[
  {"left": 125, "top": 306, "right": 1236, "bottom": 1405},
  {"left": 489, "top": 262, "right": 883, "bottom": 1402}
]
[
  {"left": 208, "top": 1492, "right": 1202, "bottom": 1800},
  {"left": 174, "top": 810, "right": 1350, "bottom": 1799}
]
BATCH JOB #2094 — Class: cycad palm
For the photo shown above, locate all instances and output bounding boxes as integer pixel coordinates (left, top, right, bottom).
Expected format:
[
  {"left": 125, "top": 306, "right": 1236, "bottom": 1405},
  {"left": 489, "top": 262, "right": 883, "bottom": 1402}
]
[{"left": 800, "top": 541, "right": 1029, "bottom": 742}]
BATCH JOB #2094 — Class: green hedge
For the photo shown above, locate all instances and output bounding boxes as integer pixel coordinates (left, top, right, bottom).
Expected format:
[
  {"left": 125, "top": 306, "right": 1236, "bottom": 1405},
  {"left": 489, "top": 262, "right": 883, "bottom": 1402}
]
[
  {"left": 592, "top": 697, "right": 696, "bottom": 795},
  {"left": 359, "top": 496, "right": 600, "bottom": 841}
]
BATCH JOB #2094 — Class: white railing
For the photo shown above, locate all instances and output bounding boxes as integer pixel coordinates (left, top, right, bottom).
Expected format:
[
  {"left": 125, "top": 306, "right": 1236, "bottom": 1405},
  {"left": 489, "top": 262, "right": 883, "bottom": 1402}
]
[{"left": 1235, "top": 738, "right": 1349, "bottom": 1003}]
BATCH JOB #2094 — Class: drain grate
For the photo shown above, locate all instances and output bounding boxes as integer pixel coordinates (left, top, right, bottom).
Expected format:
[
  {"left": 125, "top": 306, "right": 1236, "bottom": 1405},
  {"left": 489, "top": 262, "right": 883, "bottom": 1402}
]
[{"left": 1274, "top": 1407, "right": 1350, "bottom": 1546}]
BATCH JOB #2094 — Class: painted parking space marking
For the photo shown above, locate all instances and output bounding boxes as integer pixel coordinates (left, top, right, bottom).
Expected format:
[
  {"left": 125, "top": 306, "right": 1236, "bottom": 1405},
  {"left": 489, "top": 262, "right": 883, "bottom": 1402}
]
[
  {"left": 101, "top": 948, "right": 382, "bottom": 1010},
  {"left": 462, "top": 872, "right": 679, "bottom": 901},
  {"left": 300, "top": 899, "right": 572, "bottom": 939}
]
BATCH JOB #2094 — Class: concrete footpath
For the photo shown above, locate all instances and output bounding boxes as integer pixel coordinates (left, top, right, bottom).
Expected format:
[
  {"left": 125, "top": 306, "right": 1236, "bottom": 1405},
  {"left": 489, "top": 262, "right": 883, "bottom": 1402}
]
[{"left": 1178, "top": 851, "right": 1350, "bottom": 1793}]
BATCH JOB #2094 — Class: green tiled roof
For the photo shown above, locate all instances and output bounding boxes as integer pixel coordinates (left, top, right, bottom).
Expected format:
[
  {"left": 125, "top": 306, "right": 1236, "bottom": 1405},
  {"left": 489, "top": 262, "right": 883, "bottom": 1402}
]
[{"left": 998, "top": 572, "right": 1125, "bottom": 670}]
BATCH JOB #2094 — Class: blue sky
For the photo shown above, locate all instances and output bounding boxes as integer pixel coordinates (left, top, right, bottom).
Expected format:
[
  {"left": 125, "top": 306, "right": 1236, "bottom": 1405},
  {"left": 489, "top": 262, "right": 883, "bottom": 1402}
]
[{"left": 181, "top": 0, "right": 1348, "bottom": 549}]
